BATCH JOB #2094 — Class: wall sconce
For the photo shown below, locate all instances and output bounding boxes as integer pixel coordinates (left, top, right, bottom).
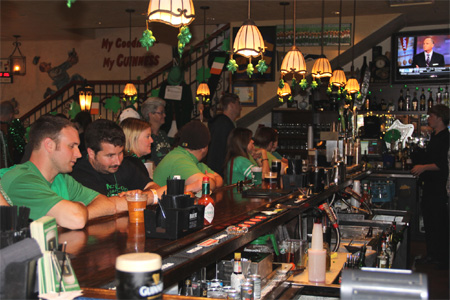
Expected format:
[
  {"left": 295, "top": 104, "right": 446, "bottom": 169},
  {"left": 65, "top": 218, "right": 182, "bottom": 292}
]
[
  {"left": 78, "top": 85, "right": 94, "bottom": 111},
  {"left": 9, "top": 35, "right": 26, "bottom": 76}
]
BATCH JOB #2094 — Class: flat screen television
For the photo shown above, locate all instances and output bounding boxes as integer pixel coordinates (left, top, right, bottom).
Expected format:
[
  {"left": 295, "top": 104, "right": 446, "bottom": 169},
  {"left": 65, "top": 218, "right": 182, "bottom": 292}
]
[{"left": 391, "top": 29, "right": 450, "bottom": 84}]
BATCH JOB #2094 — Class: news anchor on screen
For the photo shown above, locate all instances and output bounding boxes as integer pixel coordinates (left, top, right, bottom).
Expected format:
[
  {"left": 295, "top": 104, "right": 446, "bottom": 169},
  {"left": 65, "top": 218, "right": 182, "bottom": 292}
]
[{"left": 412, "top": 37, "right": 445, "bottom": 68}]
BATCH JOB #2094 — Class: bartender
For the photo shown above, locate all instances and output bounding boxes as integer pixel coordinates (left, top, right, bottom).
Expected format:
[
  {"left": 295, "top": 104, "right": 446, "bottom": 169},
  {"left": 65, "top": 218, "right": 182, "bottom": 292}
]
[{"left": 411, "top": 104, "right": 449, "bottom": 268}]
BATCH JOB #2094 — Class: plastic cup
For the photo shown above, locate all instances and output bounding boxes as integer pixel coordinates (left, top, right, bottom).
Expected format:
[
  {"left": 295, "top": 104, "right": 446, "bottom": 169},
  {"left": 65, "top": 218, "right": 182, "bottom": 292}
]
[
  {"left": 126, "top": 193, "right": 147, "bottom": 223},
  {"left": 251, "top": 167, "right": 262, "bottom": 185}
]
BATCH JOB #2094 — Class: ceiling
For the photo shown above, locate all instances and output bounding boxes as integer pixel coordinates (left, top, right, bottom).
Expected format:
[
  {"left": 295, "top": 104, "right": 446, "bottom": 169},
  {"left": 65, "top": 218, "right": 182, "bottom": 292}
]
[{"left": 1, "top": 0, "right": 449, "bottom": 42}]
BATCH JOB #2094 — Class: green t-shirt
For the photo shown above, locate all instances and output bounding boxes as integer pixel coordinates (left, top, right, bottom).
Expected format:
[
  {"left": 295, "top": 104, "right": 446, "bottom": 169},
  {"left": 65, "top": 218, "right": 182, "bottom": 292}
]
[
  {"left": 225, "top": 156, "right": 256, "bottom": 185},
  {"left": 153, "top": 146, "right": 214, "bottom": 186},
  {"left": 0, "top": 161, "right": 99, "bottom": 220}
]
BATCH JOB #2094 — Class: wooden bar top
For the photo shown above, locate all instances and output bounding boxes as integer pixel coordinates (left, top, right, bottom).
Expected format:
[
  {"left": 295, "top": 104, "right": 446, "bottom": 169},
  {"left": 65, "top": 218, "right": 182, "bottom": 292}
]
[{"left": 59, "top": 170, "right": 369, "bottom": 295}]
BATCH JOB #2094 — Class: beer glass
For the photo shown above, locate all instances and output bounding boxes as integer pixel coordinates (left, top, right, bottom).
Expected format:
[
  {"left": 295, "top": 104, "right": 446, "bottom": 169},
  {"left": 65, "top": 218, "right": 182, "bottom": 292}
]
[
  {"left": 116, "top": 252, "right": 163, "bottom": 299},
  {"left": 126, "top": 193, "right": 147, "bottom": 223},
  {"left": 262, "top": 172, "right": 278, "bottom": 189}
]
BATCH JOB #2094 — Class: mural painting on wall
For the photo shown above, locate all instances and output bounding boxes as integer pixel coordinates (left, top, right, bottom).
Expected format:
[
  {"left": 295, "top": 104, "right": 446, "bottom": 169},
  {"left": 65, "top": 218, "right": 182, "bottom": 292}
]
[
  {"left": 39, "top": 49, "right": 84, "bottom": 99},
  {"left": 101, "top": 37, "right": 160, "bottom": 72}
]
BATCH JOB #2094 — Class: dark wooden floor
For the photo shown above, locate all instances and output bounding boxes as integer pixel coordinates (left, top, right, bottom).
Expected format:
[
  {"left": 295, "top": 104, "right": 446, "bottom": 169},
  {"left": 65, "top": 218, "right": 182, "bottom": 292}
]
[{"left": 410, "top": 239, "right": 449, "bottom": 300}]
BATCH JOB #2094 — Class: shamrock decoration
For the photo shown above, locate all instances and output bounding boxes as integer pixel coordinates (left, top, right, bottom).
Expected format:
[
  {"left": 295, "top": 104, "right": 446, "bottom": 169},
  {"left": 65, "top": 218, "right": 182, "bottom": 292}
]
[
  {"left": 226, "top": 59, "right": 238, "bottom": 73},
  {"left": 151, "top": 89, "right": 160, "bottom": 97},
  {"left": 66, "top": 0, "right": 76, "bottom": 8},
  {"left": 310, "top": 80, "right": 319, "bottom": 89},
  {"left": 299, "top": 78, "right": 309, "bottom": 90},
  {"left": 140, "top": 29, "right": 156, "bottom": 51},
  {"left": 278, "top": 97, "right": 284, "bottom": 103},
  {"left": 326, "top": 85, "right": 332, "bottom": 95},
  {"left": 105, "top": 96, "right": 121, "bottom": 113},
  {"left": 255, "top": 59, "right": 268, "bottom": 74},
  {"left": 177, "top": 25, "right": 192, "bottom": 57},
  {"left": 68, "top": 101, "right": 81, "bottom": 119},
  {"left": 246, "top": 63, "right": 254, "bottom": 77},
  {"left": 278, "top": 79, "right": 285, "bottom": 89}
]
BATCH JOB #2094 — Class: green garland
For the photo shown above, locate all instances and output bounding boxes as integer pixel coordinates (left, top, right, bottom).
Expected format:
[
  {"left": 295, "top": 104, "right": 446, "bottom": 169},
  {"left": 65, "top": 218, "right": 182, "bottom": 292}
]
[
  {"left": 140, "top": 29, "right": 156, "bottom": 50},
  {"left": 177, "top": 26, "right": 192, "bottom": 57}
]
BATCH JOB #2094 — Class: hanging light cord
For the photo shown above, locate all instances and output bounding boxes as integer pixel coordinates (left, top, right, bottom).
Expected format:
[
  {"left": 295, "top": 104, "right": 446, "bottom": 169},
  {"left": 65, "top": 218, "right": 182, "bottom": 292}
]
[
  {"left": 247, "top": 0, "right": 251, "bottom": 19},
  {"left": 283, "top": 3, "right": 286, "bottom": 54},
  {"left": 320, "top": 0, "right": 325, "bottom": 55},
  {"left": 128, "top": 10, "right": 132, "bottom": 81},
  {"left": 293, "top": 0, "right": 296, "bottom": 45},
  {"left": 337, "top": 0, "right": 342, "bottom": 65},
  {"left": 203, "top": 7, "right": 206, "bottom": 79},
  {"left": 351, "top": 0, "right": 356, "bottom": 72}
]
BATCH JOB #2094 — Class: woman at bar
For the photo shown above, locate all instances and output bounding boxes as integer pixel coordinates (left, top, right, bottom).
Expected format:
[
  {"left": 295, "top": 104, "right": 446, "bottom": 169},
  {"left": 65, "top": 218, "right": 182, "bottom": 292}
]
[
  {"left": 120, "top": 118, "right": 153, "bottom": 177},
  {"left": 224, "top": 128, "right": 270, "bottom": 185},
  {"left": 140, "top": 97, "right": 171, "bottom": 166}
]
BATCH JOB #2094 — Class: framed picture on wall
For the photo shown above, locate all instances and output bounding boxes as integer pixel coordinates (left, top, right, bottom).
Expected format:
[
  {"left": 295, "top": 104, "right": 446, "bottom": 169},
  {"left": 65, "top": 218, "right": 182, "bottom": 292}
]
[
  {"left": 0, "top": 58, "right": 12, "bottom": 83},
  {"left": 233, "top": 83, "right": 257, "bottom": 106}
]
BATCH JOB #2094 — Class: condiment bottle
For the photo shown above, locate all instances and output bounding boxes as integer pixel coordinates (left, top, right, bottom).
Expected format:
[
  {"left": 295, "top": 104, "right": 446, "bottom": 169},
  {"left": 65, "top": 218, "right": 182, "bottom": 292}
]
[{"left": 198, "top": 176, "right": 214, "bottom": 225}]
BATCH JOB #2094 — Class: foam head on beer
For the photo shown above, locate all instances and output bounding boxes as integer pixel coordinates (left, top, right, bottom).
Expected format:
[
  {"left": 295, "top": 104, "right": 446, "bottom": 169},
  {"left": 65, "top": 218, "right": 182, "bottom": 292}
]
[{"left": 116, "top": 252, "right": 163, "bottom": 299}]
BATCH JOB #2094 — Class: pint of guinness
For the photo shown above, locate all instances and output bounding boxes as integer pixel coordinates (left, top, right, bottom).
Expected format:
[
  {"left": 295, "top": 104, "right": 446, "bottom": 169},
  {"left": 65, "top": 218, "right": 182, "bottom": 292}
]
[{"left": 116, "top": 253, "right": 163, "bottom": 299}]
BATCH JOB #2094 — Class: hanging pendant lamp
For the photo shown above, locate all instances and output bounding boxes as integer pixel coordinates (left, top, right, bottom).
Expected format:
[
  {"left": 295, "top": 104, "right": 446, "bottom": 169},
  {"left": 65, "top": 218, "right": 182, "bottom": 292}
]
[
  {"left": 233, "top": 0, "right": 265, "bottom": 58},
  {"left": 124, "top": 9, "right": 137, "bottom": 98},
  {"left": 330, "top": 0, "right": 346, "bottom": 87},
  {"left": 9, "top": 35, "right": 26, "bottom": 76},
  {"left": 147, "top": 0, "right": 195, "bottom": 27},
  {"left": 280, "top": 0, "right": 306, "bottom": 82},
  {"left": 312, "top": 0, "right": 332, "bottom": 78},
  {"left": 196, "top": 6, "right": 210, "bottom": 101},
  {"left": 277, "top": 2, "right": 292, "bottom": 100},
  {"left": 346, "top": 0, "right": 360, "bottom": 94}
]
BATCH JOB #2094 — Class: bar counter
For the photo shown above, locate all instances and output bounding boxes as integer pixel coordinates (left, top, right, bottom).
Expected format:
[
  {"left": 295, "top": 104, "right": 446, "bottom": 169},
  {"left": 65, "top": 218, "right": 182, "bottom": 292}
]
[{"left": 58, "top": 168, "right": 369, "bottom": 298}]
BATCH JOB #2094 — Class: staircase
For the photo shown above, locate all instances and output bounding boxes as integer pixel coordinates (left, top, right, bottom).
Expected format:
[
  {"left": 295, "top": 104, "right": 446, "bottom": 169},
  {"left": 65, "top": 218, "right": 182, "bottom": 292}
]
[{"left": 19, "top": 24, "right": 231, "bottom": 127}]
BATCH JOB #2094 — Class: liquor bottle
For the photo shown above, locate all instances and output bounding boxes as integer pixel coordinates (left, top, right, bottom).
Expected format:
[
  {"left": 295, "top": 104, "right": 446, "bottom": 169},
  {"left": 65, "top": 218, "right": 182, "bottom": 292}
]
[
  {"left": 444, "top": 86, "right": 449, "bottom": 107},
  {"left": 377, "top": 241, "right": 389, "bottom": 268},
  {"left": 397, "top": 89, "right": 405, "bottom": 111},
  {"left": 411, "top": 91, "right": 419, "bottom": 111},
  {"left": 230, "top": 252, "right": 246, "bottom": 292},
  {"left": 380, "top": 98, "right": 387, "bottom": 111},
  {"left": 436, "top": 86, "right": 442, "bottom": 105},
  {"left": 404, "top": 88, "right": 411, "bottom": 111},
  {"left": 427, "top": 90, "right": 434, "bottom": 109},
  {"left": 419, "top": 88, "right": 426, "bottom": 111},
  {"left": 359, "top": 244, "right": 367, "bottom": 269},
  {"left": 198, "top": 176, "right": 215, "bottom": 225},
  {"left": 388, "top": 100, "right": 395, "bottom": 112},
  {"left": 184, "top": 279, "right": 194, "bottom": 296}
]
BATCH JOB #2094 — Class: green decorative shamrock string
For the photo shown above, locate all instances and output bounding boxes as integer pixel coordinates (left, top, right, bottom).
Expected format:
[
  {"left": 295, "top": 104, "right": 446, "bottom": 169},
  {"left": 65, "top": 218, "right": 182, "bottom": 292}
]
[
  {"left": 140, "top": 28, "right": 156, "bottom": 51},
  {"left": 255, "top": 59, "right": 268, "bottom": 74},
  {"left": 278, "top": 97, "right": 284, "bottom": 103},
  {"left": 326, "top": 85, "right": 332, "bottom": 95},
  {"left": 299, "top": 79, "right": 309, "bottom": 90},
  {"left": 66, "top": 0, "right": 76, "bottom": 8},
  {"left": 105, "top": 96, "right": 121, "bottom": 113},
  {"left": 227, "top": 59, "right": 238, "bottom": 73},
  {"left": 278, "top": 79, "right": 285, "bottom": 89},
  {"left": 310, "top": 80, "right": 319, "bottom": 89},
  {"left": 177, "top": 26, "right": 192, "bottom": 57},
  {"left": 246, "top": 63, "right": 255, "bottom": 77},
  {"left": 8, "top": 119, "right": 26, "bottom": 154},
  {"left": 122, "top": 95, "right": 138, "bottom": 104}
]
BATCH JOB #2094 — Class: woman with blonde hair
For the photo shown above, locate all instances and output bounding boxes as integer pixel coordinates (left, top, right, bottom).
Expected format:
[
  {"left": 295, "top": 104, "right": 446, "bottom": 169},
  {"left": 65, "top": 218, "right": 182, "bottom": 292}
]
[{"left": 120, "top": 117, "right": 153, "bottom": 177}]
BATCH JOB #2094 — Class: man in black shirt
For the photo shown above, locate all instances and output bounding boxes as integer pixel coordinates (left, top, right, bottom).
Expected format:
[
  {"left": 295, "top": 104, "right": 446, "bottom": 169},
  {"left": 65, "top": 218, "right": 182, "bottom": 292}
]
[
  {"left": 207, "top": 93, "right": 241, "bottom": 176},
  {"left": 411, "top": 104, "right": 449, "bottom": 268},
  {"left": 71, "top": 119, "right": 163, "bottom": 200}
]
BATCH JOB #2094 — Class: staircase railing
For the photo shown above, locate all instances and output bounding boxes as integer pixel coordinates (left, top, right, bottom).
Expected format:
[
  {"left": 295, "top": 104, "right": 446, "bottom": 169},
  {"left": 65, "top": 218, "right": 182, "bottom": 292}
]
[{"left": 20, "top": 23, "right": 231, "bottom": 127}]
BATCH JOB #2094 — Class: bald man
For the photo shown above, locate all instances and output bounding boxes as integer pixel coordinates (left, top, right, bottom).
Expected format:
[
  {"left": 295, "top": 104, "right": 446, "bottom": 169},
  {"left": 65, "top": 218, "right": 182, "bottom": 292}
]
[{"left": 412, "top": 37, "right": 445, "bottom": 68}]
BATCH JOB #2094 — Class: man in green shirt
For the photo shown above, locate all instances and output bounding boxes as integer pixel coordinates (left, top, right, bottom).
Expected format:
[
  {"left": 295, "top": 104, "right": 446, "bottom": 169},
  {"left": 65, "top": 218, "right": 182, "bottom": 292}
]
[
  {"left": 0, "top": 115, "right": 128, "bottom": 230},
  {"left": 153, "top": 120, "right": 223, "bottom": 191}
]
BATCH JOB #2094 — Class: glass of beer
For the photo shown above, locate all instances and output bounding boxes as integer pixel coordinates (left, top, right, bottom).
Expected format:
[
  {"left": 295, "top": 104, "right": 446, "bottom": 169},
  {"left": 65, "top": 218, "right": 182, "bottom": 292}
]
[
  {"left": 271, "top": 159, "right": 281, "bottom": 174},
  {"left": 126, "top": 193, "right": 147, "bottom": 223},
  {"left": 116, "top": 252, "right": 163, "bottom": 300},
  {"left": 262, "top": 172, "right": 278, "bottom": 189}
]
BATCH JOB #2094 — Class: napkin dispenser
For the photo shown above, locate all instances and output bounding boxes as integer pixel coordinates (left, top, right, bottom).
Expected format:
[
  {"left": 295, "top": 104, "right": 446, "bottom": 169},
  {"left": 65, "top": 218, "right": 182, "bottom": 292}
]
[{"left": 144, "top": 193, "right": 204, "bottom": 240}]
